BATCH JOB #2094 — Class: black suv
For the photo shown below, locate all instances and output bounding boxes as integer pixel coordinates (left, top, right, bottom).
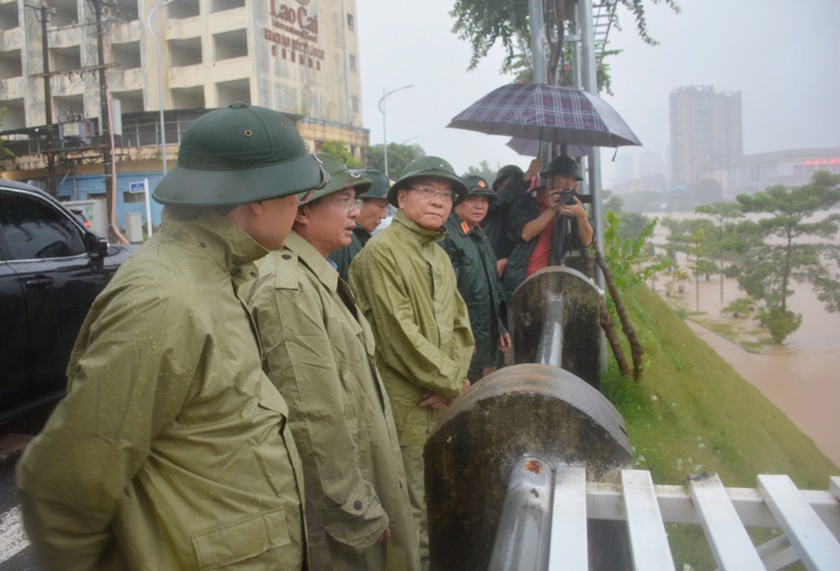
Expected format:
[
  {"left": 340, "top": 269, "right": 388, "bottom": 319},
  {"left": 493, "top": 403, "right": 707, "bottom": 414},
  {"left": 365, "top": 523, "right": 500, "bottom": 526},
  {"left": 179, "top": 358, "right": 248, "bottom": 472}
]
[{"left": 0, "top": 181, "right": 136, "bottom": 423}]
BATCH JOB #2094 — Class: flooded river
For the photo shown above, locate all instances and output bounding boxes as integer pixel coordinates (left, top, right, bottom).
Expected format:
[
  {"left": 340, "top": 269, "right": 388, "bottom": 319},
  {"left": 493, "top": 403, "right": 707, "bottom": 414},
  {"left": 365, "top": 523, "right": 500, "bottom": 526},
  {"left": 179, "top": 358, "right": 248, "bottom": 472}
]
[{"left": 648, "top": 211, "right": 840, "bottom": 469}]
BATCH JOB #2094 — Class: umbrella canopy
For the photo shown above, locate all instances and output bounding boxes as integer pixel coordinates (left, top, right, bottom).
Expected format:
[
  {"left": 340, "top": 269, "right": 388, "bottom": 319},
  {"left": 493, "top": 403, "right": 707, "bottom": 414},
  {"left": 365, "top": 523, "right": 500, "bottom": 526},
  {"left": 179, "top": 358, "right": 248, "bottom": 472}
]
[
  {"left": 448, "top": 83, "right": 642, "bottom": 148},
  {"left": 505, "top": 137, "right": 587, "bottom": 158}
]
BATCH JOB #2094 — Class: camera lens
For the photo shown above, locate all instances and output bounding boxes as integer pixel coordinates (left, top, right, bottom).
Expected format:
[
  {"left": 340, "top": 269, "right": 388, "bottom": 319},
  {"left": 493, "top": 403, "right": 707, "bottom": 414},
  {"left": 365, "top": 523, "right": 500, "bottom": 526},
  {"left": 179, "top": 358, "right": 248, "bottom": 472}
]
[{"left": 561, "top": 191, "right": 575, "bottom": 205}]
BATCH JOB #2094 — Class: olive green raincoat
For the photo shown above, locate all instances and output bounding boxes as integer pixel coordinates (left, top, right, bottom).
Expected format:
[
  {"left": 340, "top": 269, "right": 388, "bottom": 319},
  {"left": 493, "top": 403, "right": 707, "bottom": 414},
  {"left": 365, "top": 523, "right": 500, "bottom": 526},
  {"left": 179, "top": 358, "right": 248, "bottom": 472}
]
[
  {"left": 349, "top": 210, "right": 474, "bottom": 565},
  {"left": 244, "top": 232, "right": 419, "bottom": 571},
  {"left": 16, "top": 208, "right": 307, "bottom": 571},
  {"left": 348, "top": 210, "right": 475, "bottom": 447}
]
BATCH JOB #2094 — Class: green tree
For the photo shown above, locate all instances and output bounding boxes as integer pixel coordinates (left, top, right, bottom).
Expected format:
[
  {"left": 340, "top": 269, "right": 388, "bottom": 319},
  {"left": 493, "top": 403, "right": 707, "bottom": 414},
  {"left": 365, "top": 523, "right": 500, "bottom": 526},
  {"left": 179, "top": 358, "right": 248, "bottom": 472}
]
[
  {"left": 603, "top": 189, "right": 624, "bottom": 214},
  {"left": 365, "top": 143, "right": 425, "bottom": 181},
  {"left": 450, "top": 0, "right": 680, "bottom": 87},
  {"left": 695, "top": 202, "right": 743, "bottom": 304},
  {"left": 319, "top": 140, "right": 358, "bottom": 167},
  {"left": 733, "top": 171, "right": 840, "bottom": 342},
  {"left": 616, "top": 211, "right": 650, "bottom": 242},
  {"left": 665, "top": 218, "right": 717, "bottom": 310},
  {"left": 462, "top": 160, "right": 496, "bottom": 183}
]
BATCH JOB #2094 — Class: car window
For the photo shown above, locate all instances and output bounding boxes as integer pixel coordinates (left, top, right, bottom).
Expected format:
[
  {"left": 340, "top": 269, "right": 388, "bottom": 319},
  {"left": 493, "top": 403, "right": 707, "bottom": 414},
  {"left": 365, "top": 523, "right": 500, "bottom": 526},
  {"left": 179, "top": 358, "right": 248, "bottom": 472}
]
[{"left": 0, "top": 191, "right": 86, "bottom": 260}]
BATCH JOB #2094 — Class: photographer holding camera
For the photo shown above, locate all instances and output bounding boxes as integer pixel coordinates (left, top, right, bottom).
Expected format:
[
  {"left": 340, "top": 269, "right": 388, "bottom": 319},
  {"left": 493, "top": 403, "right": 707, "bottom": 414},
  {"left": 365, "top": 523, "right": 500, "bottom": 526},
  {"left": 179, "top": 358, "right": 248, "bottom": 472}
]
[{"left": 501, "top": 155, "right": 594, "bottom": 298}]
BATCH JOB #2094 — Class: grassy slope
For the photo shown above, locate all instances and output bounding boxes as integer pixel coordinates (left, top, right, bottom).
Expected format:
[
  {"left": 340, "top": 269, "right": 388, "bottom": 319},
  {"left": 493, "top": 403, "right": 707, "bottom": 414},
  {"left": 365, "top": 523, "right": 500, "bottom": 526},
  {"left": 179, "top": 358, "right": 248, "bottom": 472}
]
[{"left": 601, "top": 284, "right": 837, "bottom": 568}]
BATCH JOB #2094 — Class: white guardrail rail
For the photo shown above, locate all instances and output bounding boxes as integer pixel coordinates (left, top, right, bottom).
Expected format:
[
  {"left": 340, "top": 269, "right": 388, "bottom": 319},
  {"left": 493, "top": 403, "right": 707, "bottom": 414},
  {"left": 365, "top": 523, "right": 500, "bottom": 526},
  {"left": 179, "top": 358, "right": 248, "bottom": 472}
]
[{"left": 518, "top": 466, "right": 840, "bottom": 570}]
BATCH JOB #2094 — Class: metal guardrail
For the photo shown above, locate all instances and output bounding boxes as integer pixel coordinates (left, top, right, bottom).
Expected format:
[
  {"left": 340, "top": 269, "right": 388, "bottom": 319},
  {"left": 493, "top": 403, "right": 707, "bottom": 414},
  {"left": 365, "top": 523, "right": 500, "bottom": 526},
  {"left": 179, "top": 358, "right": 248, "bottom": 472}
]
[
  {"left": 489, "top": 461, "right": 840, "bottom": 570},
  {"left": 428, "top": 269, "right": 840, "bottom": 570}
]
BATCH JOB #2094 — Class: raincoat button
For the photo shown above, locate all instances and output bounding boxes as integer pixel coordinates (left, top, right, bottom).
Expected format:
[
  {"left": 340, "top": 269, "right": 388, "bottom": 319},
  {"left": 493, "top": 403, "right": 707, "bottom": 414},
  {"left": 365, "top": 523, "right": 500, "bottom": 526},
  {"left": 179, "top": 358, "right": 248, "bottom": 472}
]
[
  {"left": 250, "top": 271, "right": 258, "bottom": 277},
  {"left": 281, "top": 254, "right": 292, "bottom": 260},
  {"left": 199, "top": 241, "right": 207, "bottom": 248},
  {"left": 353, "top": 500, "right": 363, "bottom": 511}
]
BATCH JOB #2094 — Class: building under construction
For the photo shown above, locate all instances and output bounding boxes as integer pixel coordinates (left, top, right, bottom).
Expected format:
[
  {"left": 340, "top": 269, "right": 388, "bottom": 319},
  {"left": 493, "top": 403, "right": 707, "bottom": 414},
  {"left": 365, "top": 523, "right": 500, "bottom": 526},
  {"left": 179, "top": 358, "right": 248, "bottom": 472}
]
[{"left": 0, "top": 0, "right": 368, "bottom": 234}]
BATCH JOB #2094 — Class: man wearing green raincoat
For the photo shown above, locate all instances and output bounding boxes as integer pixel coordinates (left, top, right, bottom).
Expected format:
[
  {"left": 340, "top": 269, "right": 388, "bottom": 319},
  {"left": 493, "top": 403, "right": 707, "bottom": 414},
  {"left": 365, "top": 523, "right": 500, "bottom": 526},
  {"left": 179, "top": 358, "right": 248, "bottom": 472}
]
[
  {"left": 349, "top": 156, "right": 475, "bottom": 569},
  {"left": 16, "top": 103, "right": 325, "bottom": 570},
  {"left": 244, "top": 153, "right": 419, "bottom": 571}
]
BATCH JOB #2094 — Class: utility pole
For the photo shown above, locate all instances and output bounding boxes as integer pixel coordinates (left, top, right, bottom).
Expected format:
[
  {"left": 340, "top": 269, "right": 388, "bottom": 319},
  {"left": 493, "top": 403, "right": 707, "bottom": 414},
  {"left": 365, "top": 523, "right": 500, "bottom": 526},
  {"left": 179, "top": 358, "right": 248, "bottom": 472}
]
[
  {"left": 38, "top": 6, "right": 57, "bottom": 195},
  {"left": 527, "top": 0, "right": 550, "bottom": 165},
  {"left": 93, "top": 0, "right": 114, "bottom": 237},
  {"left": 578, "top": 0, "right": 608, "bottom": 371}
]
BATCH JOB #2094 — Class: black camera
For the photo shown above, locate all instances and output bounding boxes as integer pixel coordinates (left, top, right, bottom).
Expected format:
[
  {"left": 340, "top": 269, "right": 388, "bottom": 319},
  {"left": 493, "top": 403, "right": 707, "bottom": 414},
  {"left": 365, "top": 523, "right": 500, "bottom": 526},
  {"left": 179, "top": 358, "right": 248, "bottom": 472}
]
[{"left": 559, "top": 188, "right": 591, "bottom": 205}]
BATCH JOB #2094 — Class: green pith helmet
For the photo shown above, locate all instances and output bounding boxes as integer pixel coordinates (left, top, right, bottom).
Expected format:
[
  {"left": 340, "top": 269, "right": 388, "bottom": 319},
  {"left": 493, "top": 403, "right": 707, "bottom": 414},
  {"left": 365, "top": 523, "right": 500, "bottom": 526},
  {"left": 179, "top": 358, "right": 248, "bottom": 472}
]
[
  {"left": 387, "top": 156, "right": 469, "bottom": 207},
  {"left": 300, "top": 152, "right": 372, "bottom": 203},
  {"left": 492, "top": 164, "right": 524, "bottom": 191},
  {"left": 357, "top": 168, "right": 390, "bottom": 200},
  {"left": 540, "top": 155, "right": 583, "bottom": 181},
  {"left": 153, "top": 101, "right": 328, "bottom": 206},
  {"left": 458, "top": 174, "right": 497, "bottom": 204}
]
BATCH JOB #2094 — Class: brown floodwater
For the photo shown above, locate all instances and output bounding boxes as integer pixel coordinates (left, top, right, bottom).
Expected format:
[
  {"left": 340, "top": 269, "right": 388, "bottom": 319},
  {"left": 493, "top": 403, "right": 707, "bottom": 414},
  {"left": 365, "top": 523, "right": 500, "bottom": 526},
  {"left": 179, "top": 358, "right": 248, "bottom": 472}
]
[{"left": 649, "top": 211, "right": 840, "bottom": 470}]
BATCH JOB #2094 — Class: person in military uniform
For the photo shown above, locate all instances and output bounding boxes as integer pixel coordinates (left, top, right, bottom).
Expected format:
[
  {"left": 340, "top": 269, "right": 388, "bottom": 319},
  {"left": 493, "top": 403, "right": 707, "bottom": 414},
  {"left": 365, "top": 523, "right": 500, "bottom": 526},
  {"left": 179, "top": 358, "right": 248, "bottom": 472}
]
[
  {"left": 439, "top": 175, "right": 511, "bottom": 382},
  {"left": 330, "top": 167, "right": 391, "bottom": 282},
  {"left": 501, "top": 155, "right": 594, "bottom": 299},
  {"left": 349, "top": 156, "right": 475, "bottom": 569},
  {"left": 16, "top": 102, "right": 324, "bottom": 570},
  {"left": 243, "top": 153, "right": 419, "bottom": 571}
]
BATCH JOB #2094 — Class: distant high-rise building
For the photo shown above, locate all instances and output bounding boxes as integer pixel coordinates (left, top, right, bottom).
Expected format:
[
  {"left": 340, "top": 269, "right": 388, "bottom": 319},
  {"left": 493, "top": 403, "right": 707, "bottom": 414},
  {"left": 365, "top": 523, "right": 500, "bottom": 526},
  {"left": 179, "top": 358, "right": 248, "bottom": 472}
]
[
  {"left": 614, "top": 153, "right": 634, "bottom": 185},
  {"left": 669, "top": 86, "right": 742, "bottom": 187}
]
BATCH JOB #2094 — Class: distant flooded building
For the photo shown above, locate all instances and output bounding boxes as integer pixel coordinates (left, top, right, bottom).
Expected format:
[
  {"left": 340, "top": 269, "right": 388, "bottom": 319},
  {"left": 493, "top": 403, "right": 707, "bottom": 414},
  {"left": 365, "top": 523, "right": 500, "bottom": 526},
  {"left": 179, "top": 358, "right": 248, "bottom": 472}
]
[
  {"left": 728, "top": 147, "right": 840, "bottom": 197},
  {"left": 669, "top": 85, "right": 743, "bottom": 188},
  {"left": 0, "top": 0, "right": 367, "bottom": 230}
]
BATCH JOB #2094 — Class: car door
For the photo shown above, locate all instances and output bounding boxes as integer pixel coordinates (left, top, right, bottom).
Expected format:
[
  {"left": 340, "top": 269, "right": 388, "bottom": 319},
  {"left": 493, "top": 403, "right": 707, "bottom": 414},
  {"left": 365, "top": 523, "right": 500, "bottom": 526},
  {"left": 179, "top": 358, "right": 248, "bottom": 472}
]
[
  {"left": 0, "top": 255, "right": 30, "bottom": 399},
  {"left": 0, "top": 188, "right": 106, "bottom": 404}
]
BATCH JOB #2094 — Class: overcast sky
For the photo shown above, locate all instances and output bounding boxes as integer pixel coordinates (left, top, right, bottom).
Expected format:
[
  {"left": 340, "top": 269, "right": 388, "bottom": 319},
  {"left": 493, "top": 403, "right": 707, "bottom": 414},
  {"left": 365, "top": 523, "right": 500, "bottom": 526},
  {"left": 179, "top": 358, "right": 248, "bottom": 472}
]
[{"left": 355, "top": 0, "right": 840, "bottom": 186}]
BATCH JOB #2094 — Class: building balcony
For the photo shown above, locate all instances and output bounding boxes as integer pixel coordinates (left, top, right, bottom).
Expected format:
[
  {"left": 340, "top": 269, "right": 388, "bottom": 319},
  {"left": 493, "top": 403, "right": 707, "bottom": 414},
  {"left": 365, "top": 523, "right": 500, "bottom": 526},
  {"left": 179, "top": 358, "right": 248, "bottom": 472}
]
[
  {"left": 166, "top": 15, "right": 202, "bottom": 40},
  {"left": 0, "top": 27, "right": 22, "bottom": 51},
  {"left": 47, "top": 27, "right": 83, "bottom": 50},
  {"left": 111, "top": 18, "right": 142, "bottom": 44},
  {"left": 109, "top": 66, "right": 146, "bottom": 92},
  {"left": 210, "top": 56, "right": 250, "bottom": 82},
  {"left": 50, "top": 73, "right": 87, "bottom": 97},
  {"left": 208, "top": 6, "right": 247, "bottom": 32},
  {"left": 168, "top": 63, "right": 205, "bottom": 89},
  {"left": 0, "top": 75, "right": 24, "bottom": 100}
]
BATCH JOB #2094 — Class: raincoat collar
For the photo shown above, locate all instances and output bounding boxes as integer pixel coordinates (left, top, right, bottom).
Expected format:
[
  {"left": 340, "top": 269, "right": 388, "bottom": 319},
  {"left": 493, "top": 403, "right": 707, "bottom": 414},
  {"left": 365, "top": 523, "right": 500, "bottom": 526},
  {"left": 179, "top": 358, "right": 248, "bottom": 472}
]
[
  {"left": 283, "top": 231, "right": 339, "bottom": 292},
  {"left": 162, "top": 206, "right": 268, "bottom": 270},
  {"left": 393, "top": 209, "right": 447, "bottom": 244},
  {"left": 447, "top": 211, "right": 484, "bottom": 238}
]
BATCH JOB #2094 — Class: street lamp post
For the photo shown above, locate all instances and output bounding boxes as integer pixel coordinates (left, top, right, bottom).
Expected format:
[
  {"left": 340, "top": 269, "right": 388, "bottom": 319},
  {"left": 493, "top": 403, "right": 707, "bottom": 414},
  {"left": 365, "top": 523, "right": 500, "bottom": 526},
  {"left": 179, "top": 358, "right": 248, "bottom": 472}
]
[
  {"left": 147, "top": 0, "right": 176, "bottom": 176},
  {"left": 378, "top": 85, "right": 413, "bottom": 179}
]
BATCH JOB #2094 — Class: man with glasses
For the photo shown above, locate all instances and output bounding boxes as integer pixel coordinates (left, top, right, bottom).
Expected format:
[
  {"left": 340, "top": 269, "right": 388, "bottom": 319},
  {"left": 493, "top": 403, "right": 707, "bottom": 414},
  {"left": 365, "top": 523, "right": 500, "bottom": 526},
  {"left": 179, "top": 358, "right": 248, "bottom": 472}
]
[
  {"left": 330, "top": 167, "right": 391, "bottom": 282},
  {"left": 349, "top": 156, "right": 475, "bottom": 569},
  {"left": 244, "top": 153, "right": 419, "bottom": 571},
  {"left": 16, "top": 102, "right": 324, "bottom": 569}
]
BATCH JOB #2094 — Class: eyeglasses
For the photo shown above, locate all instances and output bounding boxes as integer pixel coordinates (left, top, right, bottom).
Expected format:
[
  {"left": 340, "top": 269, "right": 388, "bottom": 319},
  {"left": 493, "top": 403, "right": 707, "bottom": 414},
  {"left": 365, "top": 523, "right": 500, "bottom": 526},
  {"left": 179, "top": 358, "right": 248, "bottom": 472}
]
[
  {"left": 330, "top": 196, "right": 363, "bottom": 212},
  {"left": 408, "top": 186, "right": 454, "bottom": 202}
]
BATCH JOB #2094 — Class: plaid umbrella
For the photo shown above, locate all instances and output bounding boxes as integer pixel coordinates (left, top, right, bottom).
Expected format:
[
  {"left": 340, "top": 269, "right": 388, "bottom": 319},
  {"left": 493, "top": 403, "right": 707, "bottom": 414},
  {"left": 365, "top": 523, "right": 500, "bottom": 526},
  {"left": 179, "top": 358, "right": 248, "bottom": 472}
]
[
  {"left": 447, "top": 83, "right": 641, "bottom": 148},
  {"left": 505, "top": 137, "right": 587, "bottom": 158}
]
